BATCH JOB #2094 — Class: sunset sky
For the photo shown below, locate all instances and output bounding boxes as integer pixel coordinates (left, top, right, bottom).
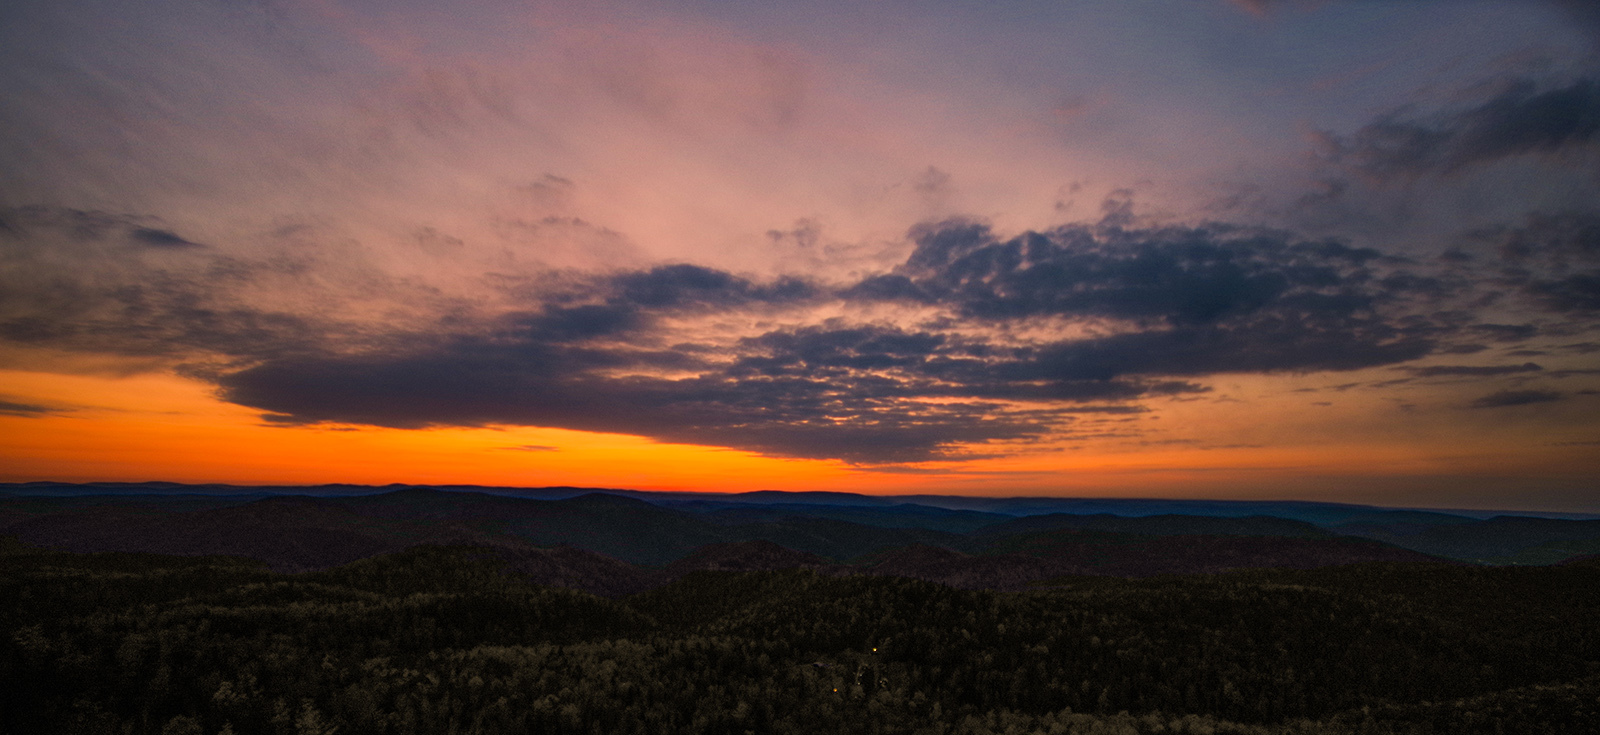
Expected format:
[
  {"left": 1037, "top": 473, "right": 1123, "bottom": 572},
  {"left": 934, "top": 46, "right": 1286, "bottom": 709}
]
[{"left": 3, "top": 0, "right": 1599, "bottom": 510}]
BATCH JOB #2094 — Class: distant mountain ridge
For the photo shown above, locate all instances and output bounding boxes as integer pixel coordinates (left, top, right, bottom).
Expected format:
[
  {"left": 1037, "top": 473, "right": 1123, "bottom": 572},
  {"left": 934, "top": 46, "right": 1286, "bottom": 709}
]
[
  {"left": 10, "top": 480, "right": 1599, "bottom": 521},
  {"left": 8, "top": 484, "right": 1581, "bottom": 597},
  {"left": 6, "top": 482, "right": 1600, "bottom": 591}
]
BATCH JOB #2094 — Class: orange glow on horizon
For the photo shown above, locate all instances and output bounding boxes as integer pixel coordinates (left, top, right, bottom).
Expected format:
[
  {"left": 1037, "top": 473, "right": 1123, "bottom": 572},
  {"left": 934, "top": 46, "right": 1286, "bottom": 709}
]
[{"left": 3, "top": 368, "right": 1596, "bottom": 511}]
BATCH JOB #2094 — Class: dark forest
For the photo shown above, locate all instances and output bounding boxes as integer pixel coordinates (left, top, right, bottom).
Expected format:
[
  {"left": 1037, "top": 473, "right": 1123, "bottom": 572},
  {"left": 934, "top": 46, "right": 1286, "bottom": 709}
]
[{"left": 5, "top": 500, "right": 1598, "bottom": 735}]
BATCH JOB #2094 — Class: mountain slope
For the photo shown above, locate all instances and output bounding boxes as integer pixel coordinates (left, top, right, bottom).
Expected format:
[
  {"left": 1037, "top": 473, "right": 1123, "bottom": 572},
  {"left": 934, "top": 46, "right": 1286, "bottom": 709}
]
[
  {"left": 976, "top": 513, "right": 1332, "bottom": 539},
  {"left": 1337, "top": 516, "right": 1600, "bottom": 563}
]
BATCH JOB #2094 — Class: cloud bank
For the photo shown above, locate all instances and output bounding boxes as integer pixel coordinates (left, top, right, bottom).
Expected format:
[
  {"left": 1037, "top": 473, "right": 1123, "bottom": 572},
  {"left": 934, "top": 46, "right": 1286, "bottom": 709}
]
[{"left": 9, "top": 201, "right": 1583, "bottom": 463}]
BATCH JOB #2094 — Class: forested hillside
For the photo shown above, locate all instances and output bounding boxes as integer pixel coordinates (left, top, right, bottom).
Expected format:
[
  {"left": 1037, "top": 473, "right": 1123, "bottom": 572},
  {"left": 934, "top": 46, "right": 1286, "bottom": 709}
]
[
  {"left": 9, "top": 485, "right": 1600, "bottom": 570},
  {"left": 4, "top": 539, "right": 1596, "bottom": 734}
]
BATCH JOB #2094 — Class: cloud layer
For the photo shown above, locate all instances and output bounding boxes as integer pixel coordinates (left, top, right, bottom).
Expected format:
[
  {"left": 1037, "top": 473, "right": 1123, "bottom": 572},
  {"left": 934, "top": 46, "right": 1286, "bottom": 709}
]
[
  {"left": 1, "top": 0, "right": 1597, "bottom": 485},
  {"left": 11, "top": 200, "right": 1586, "bottom": 463}
]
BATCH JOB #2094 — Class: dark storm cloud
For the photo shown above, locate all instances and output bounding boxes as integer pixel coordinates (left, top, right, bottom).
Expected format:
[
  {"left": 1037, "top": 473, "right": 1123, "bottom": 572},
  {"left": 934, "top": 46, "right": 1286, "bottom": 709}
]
[
  {"left": 1469, "top": 389, "right": 1565, "bottom": 408},
  {"left": 1322, "top": 78, "right": 1600, "bottom": 179}
]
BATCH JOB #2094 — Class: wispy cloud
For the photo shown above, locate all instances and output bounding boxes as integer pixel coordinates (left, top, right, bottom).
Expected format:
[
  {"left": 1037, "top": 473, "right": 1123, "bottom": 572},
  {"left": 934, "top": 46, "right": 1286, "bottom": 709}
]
[
  {"left": 0, "top": 397, "right": 65, "bottom": 418},
  {"left": 1470, "top": 390, "right": 1565, "bottom": 409}
]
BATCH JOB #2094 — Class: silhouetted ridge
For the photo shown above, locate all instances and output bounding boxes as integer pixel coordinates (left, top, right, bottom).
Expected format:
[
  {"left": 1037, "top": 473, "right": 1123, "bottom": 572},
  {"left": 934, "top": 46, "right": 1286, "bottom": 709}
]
[
  {"left": 978, "top": 513, "right": 1330, "bottom": 538},
  {"left": 6, "top": 485, "right": 1583, "bottom": 582},
  {"left": 1338, "top": 515, "right": 1600, "bottom": 562},
  {"left": 477, "top": 542, "right": 655, "bottom": 597},
  {"left": 4, "top": 496, "right": 408, "bottom": 572},
  {"left": 561, "top": 492, "right": 658, "bottom": 509},
  {"left": 1559, "top": 553, "right": 1600, "bottom": 567},
  {"left": 666, "top": 540, "right": 830, "bottom": 576}
]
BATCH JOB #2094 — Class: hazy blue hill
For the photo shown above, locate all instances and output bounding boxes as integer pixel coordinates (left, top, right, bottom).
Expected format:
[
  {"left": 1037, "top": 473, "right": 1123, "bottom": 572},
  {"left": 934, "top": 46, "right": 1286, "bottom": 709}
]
[
  {"left": 976, "top": 512, "right": 1333, "bottom": 539},
  {"left": 1327, "top": 510, "right": 1481, "bottom": 548},
  {"left": 1338, "top": 516, "right": 1600, "bottom": 563},
  {"left": 1332, "top": 509, "right": 1479, "bottom": 527},
  {"left": 3, "top": 480, "right": 388, "bottom": 497},
  {"left": 2, "top": 490, "right": 975, "bottom": 572},
  {"left": 3, "top": 495, "right": 415, "bottom": 571},
  {"left": 1491, "top": 537, "right": 1600, "bottom": 566},
  {"left": 499, "top": 493, "right": 735, "bottom": 565},
  {"left": 672, "top": 489, "right": 910, "bottom": 507},
  {"left": 844, "top": 529, "right": 1446, "bottom": 589},
  {"left": 333, "top": 486, "right": 532, "bottom": 519},
  {"left": 10, "top": 481, "right": 1597, "bottom": 522},
  {"left": 987, "top": 528, "right": 1447, "bottom": 577},
  {"left": 7, "top": 483, "right": 1598, "bottom": 582},
  {"left": 878, "top": 496, "right": 1403, "bottom": 524},
  {"left": 436, "top": 484, "right": 640, "bottom": 501},
  {"left": 691, "top": 501, "right": 1012, "bottom": 533},
  {"left": 0, "top": 493, "right": 259, "bottom": 530},
  {"left": 325, "top": 489, "right": 731, "bottom": 566},
  {"left": 335, "top": 487, "right": 654, "bottom": 522},
  {"left": 561, "top": 492, "right": 663, "bottom": 510}
]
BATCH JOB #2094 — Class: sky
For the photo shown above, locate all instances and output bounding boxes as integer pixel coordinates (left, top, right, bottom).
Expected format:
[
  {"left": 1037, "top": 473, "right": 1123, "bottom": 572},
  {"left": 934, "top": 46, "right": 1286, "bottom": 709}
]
[{"left": 2, "top": 0, "right": 1599, "bottom": 510}]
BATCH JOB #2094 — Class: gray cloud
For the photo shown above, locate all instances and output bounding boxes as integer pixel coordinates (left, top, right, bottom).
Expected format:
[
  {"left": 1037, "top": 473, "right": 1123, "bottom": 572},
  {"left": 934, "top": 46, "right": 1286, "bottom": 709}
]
[
  {"left": 0, "top": 205, "right": 500, "bottom": 368},
  {"left": 129, "top": 227, "right": 204, "bottom": 249},
  {"left": 1472, "top": 212, "right": 1600, "bottom": 313},
  {"left": 851, "top": 220, "right": 1441, "bottom": 373},
  {"left": 1487, "top": 212, "right": 1600, "bottom": 263},
  {"left": 211, "top": 220, "right": 1463, "bottom": 462},
  {"left": 1469, "top": 389, "right": 1565, "bottom": 408},
  {"left": 1528, "top": 274, "right": 1600, "bottom": 312},
  {"left": 611, "top": 263, "right": 817, "bottom": 310},
  {"left": 879, "top": 219, "right": 1404, "bottom": 325},
  {"left": 1231, "top": 0, "right": 1599, "bottom": 41},
  {"left": 0, "top": 398, "right": 62, "bottom": 417},
  {"left": 1469, "top": 323, "right": 1539, "bottom": 342},
  {"left": 3, "top": 204, "right": 1555, "bottom": 463},
  {"left": 221, "top": 346, "right": 1057, "bottom": 463},
  {"left": 1403, "top": 362, "right": 1543, "bottom": 377},
  {"left": 1321, "top": 78, "right": 1600, "bottom": 179}
]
